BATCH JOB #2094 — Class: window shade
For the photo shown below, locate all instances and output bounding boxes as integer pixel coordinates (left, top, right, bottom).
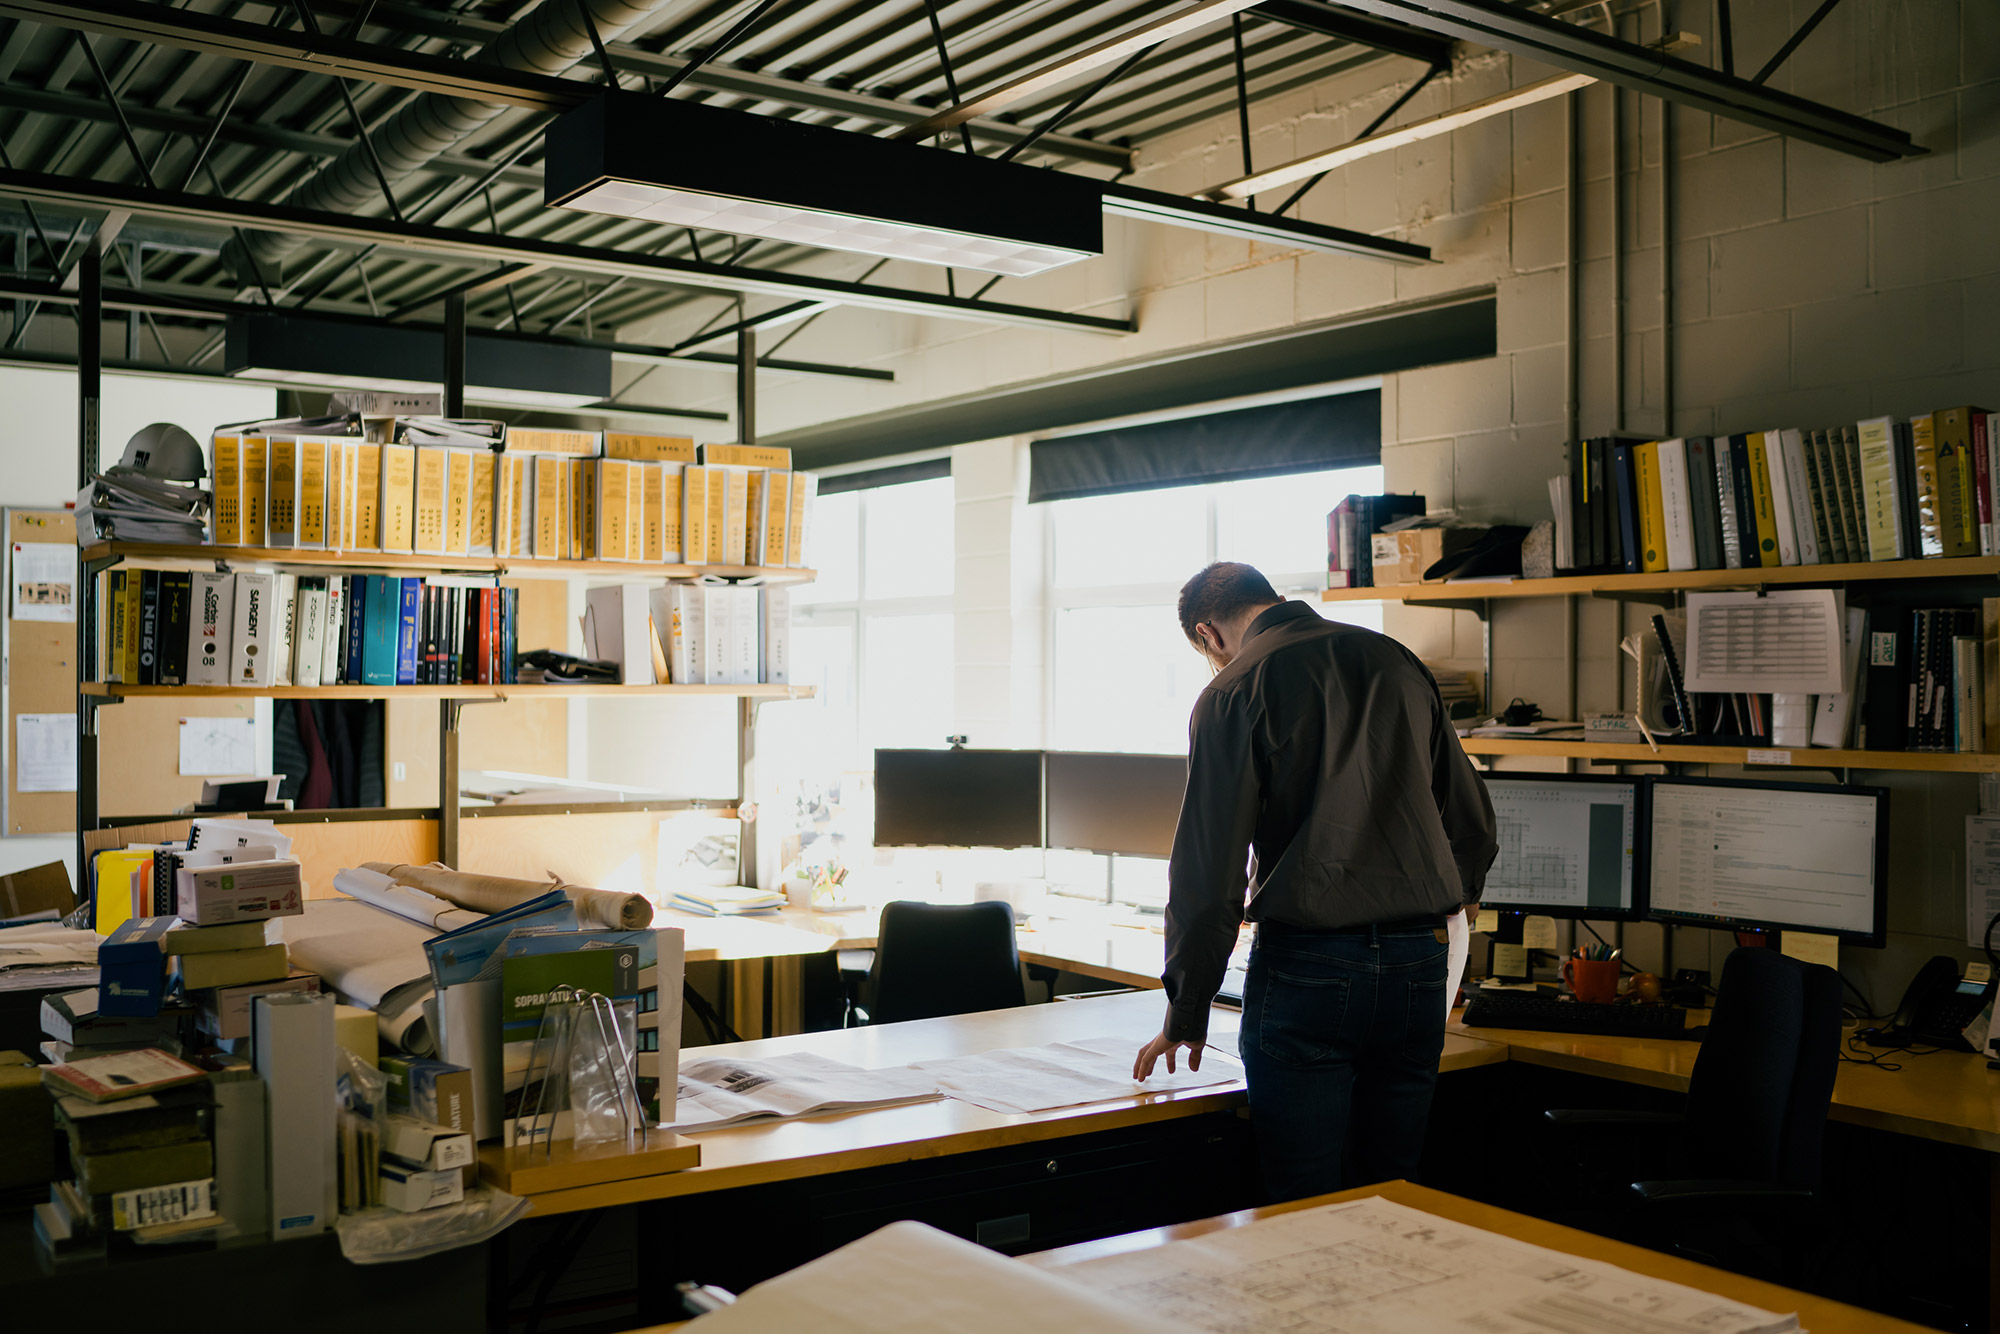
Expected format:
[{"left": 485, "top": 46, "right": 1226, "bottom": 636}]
[
  {"left": 817, "top": 457, "right": 951, "bottom": 496},
  {"left": 1028, "top": 389, "right": 1379, "bottom": 504}
]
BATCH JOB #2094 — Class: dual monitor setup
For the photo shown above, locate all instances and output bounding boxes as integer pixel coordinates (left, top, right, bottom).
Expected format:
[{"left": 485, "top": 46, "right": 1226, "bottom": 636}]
[{"left": 878, "top": 747, "right": 1891, "bottom": 947}]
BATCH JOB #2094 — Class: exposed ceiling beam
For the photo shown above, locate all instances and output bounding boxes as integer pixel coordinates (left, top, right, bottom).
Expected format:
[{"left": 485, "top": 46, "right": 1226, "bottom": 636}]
[
  {"left": 0, "top": 0, "right": 1132, "bottom": 170},
  {"left": 0, "top": 168, "right": 1136, "bottom": 335},
  {"left": 1202, "top": 72, "right": 1595, "bottom": 200},
  {"left": 1101, "top": 181, "right": 1431, "bottom": 263},
  {"left": 1323, "top": 0, "right": 1919, "bottom": 161},
  {"left": 893, "top": 0, "right": 1268, "bottom": 141},
  {"left": 1246, "top": 0, "right": 1453, "bottom": 67},
  {"left": 0, "top": 276, "right": 896, "bottom": 381}
]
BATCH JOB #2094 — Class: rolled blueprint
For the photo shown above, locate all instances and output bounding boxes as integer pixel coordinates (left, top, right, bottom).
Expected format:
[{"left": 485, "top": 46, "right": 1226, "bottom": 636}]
[
  {"left": 1444, "top": 910, "right": 1470, "bottom": 1026},
  {"left": 271, "top": 897, "right": 442, "bottom": 1056},
  {"left": 333, "top": 867, "right": 484, "bottom": 932},
  {"left": 361, "top": 862, "right": 653, "bottom": 930}
]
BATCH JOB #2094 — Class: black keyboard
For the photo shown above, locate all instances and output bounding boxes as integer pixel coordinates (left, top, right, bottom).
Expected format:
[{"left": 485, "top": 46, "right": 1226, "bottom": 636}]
[{"left": 1461, "top": 992, "right": 1699, "bottom": 1041}]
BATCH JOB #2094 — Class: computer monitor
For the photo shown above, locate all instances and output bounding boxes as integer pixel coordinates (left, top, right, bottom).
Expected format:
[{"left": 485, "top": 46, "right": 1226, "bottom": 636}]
[
  {"left": 872, "top": 749, "right": 1043, "bottom": 849},
  {"left": 1476, "top": 773, "right": 1647, "bottom": 921},
  {"left": 1044, "top": 752, "right": 1187, "bottom": 858},
  {"left": 1647, "top": 777, "right": 1888, "bottom": 946}
]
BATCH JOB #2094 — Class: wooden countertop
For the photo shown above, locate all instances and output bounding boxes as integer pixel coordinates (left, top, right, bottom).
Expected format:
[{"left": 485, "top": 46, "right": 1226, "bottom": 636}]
[
  {"left": 1026, "top": 1179, "right": 1933, "bottom": 1334},
  {"left": 511, "top": 991, "right": 1505, "bottom": 1215}
]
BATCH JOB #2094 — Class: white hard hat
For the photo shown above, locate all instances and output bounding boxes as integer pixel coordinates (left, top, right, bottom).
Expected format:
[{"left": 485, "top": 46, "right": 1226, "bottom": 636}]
[{"left": 113, "top": 423, "right": 205, "bottom": 482}]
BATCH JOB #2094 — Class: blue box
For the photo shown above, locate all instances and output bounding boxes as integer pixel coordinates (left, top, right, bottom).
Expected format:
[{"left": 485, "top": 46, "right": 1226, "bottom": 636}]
[{"left": 98, "top": 916, "right": 175, "bottom": 1017}]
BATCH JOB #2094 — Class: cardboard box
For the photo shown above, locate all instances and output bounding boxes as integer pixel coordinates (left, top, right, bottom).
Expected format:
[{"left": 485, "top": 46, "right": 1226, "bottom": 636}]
[
  {"left": 161, "top": 920, "right": 268, "bottom": 955},
  {"left": 379, "top": 1161, "right": 464, "bottom": 1213},
  {"left": 333, "top": 1003, "right": 377, "bottom": 1066},
  {"left": 382, "top": 1114, "right": 474, "bottom": 1173},
  {"left": 1369, "top": 520, "right": 1492, "bottom": 587},
  {"left": 175, "top": 860, "right": 304, "bottom": 927},
  {"left": 380, "top": 1056, "right": 473, "bottom": 1134},
  {"left": 172, "top": 943, "right": 291, "bottom": 991},
  {"left": 98, "top": 917, "right": 175, "bottom": 1017},
  {"left": 0, "top": 860, "right": 72, "bottom": 920},
  {"left": 196, "top": 971, "right": 319, "bottom": 1042},
  {"left": 254, "top": 991, "right": 335, "bottom": 1239}
]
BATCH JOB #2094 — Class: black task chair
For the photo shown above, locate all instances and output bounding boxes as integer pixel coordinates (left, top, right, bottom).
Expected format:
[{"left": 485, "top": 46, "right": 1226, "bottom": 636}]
[
  {"left": 860, "top": 900, "right": 1027, "bottom": 1025},
  {"left": 1544, "top": 946, "right": 1841, "bottom": 1284}
]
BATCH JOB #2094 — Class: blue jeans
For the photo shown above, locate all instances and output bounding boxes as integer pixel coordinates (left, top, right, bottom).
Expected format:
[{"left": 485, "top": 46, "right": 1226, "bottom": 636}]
[{"left": 1239, "top": 921, "right": 1448, "bottom": 1202}]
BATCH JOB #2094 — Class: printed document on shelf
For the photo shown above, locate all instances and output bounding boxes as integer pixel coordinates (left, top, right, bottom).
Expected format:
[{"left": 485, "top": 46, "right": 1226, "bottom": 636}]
[
  {"left": 1968, "top": 815, "right": 2000, "bottom": 948},
  {"left": 664, "top": 1050, "right": 938, "bottom": 1134},
  {"left": 913, "top": 1035, "right": 1240, "bottom": 1115},
  {"left": 1684, "top": 588, "right": 1843, "bottom": 695},
  {"left": 1056, "top": 1195, "right": 1798, "bottom": 1334}
]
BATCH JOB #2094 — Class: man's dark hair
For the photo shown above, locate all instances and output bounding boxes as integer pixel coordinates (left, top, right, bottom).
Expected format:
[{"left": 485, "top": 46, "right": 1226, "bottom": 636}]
[{"left": 1177, "top": 562, "right": 1281, "bottom": 645}]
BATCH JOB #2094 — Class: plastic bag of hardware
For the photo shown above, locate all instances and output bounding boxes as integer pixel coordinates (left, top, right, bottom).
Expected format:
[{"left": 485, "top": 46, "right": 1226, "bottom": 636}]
[
  {"left": 336, "top": 1047, "right": 388, "bottom": 1211},
  {"left": 570, "top": 994, "right": 644, "bottom": 1147},
  {"left": 334, "top": 1186, "right": 531, "bottom": 1264}
]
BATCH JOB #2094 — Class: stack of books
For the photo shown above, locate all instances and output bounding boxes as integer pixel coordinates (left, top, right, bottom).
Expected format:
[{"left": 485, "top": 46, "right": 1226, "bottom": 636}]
[
  {"left": 669, "top": 886, "right": 785, "bottom": 916},
  {"left": 35, "top": 1049, "right": 219, "bottom": 1256},
  {"left": 96, "top": 569, "right": 523, "bottom": 690},
  {"left": 39, "top": 987, "right": 194, "bottom": 1065},
  {"left": 1550, "top": 406, "right": 1994, "bottom": 576},
  {"left": 206, "top": 420, "right": 818, "bottom": 569}
]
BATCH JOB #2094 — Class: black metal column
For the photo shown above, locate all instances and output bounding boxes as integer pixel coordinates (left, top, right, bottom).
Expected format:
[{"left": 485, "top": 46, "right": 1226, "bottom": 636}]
[
  {"left": 75, "top": 244, "right": 100, "bottom": 895},
  {"left": 736, "top": 320, "right": 756, "bottom": 444},
  {"left": 443, "top": 290, "right": 465, "bottom": 416}
]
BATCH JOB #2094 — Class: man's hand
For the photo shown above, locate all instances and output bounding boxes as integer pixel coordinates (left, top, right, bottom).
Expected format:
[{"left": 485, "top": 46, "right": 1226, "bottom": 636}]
[{"left": 1133, "top": 1028, "right": 1205, "bottom": 1082}]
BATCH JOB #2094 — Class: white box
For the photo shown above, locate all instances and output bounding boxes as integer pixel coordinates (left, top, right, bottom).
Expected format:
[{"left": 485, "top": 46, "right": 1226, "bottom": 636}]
[
  {"left": 254, "top": 991, "right": 336, "bottom": 1239},
  {"left": 230, "top": 572, "right": 276, "bottom": 687},
  {"left": 761, "top": 585, "right": 788, "bottom": 685},
  {"left": 188, "top": 570, "right": 235, "bottom": 686},
  {"left": 379, "top": 1162, "right": 465, "bottom": 1213},
  {"left": 381, "top": 1114, "right": 474, "bottom": 1173}
]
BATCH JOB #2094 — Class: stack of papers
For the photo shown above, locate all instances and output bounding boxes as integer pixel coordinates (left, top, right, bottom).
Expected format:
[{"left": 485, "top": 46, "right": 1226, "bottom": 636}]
[
  {"left": 396, "top": 417, "right": 505, "bottom": 448},
  {"left": 670, "top": 886, "right": 785, "bottom": 916},
  {"left": 1462, "top": 719, "right": 1583, "bottom": 737},
  {"left": 912, "top": 1036, "right": 1240, "bottom": 1115},
  {"left": 664, "top": 1051, "right": 939, "bottom": 1133},
  {"left": 75, "top": 472, "right": 210, "bottom": 544}
]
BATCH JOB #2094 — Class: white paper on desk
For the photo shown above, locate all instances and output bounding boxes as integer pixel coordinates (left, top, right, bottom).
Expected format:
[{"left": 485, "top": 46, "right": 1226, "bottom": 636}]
[
  {"left": 15, "top": 713, "right": 75, "bottom": 792},
  {"left": 1684, "top": 588, "right": 1843, "bottom": 695},
  {"left": 271, "top": 897, "right": 445, "bottom": 1055},
  {"left": 685, "top": 1220, "right": 1200, "bottom": 1334},
  {"left": 11, "top": 541, "right": 75, "bottom": 621},
  {"left": 1444, "top": 910, "right": 1469, "bottom": 1023},
  {"left": 663, "top": 1050, "right": 938, "bottom": 1134},
  {"left": 913, "top": 1034, "right": 1240, "bottom": 1115},
  {"left": 1057, "top": 1195, "right": 1798, "bottom": 1334},
  {"left": 1967, "top": 815, "right": 2000, "bottom": 948}
]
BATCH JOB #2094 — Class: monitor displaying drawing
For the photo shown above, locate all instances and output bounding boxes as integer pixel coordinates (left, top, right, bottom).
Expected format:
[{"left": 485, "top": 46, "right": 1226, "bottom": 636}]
[
  {"left": 1476, "top": 774, "right": 1645, "bottom": 920},
  {"left": 873, "top": 748, "right": 1043, "bottom": 849},
  {"left": 1647, "top": 777, "right": 1887, "bottom": 945}
]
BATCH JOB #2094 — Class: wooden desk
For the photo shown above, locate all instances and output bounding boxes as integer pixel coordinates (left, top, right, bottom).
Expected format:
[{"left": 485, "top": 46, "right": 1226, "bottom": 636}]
[
  {"left": 1026, "top": 1179, "right": 1932, "bottom": 1334},
  {"left": 508, "top": 990, "right": 1506, "bottom": 1216},
  {"left": 1453, "top": 1011, "right": 2000, "bottom": 1152}
]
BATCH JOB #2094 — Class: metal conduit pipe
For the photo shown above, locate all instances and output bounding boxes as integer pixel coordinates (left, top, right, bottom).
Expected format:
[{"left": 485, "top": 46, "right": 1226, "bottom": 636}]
[{"left": 227, "top": 0, "right": 675, "bottom": 281}]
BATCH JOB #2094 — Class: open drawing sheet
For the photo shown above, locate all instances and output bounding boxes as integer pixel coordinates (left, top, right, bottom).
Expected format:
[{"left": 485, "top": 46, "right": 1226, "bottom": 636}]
[
  {"left": 663, "top": 1050, "right": 939, "bottom": 1134},
  {"left": 913, "top": 1035, "right": 1241, "bottom": 1115},
  {"left": 271, "top": 897, "right": 442, "bottom": 1054},
  {"left": 1058, "top": 1196, "right": 1799, "bottom": 1334},
  {"left": 686, "top": 1220, "right": 1200, "bottom": 1334},
  {"left": 1684, "top": 588, "right": 1843, "bottom": 695}
]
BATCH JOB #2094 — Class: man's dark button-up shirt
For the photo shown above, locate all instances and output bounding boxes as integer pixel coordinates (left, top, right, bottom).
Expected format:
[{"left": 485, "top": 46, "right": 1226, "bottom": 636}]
[{"left": 1162, "top": 600, "right": 1498, "bottom": 1043}]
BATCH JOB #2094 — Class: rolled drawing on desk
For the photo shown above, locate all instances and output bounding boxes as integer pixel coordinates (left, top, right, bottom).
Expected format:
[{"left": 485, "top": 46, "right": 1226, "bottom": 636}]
[
  {"left": 334, "top": 868, "right": 483, "bottom": 932},
  {"left": 1056, "top": 1196, "right": 1798, "bottom": 1334},
  {"left": 913, "top": 1035, "right": 1240, "bottom": 1116},
  {"left": 663, "top": 1051, "right": 938, "bottom": 1134},
  {"left": 682, "top": 1219, "right": 1199, "bottom": 1334},
  {"left": 363, "top": 862, "right": 652, "bottom": 931},
  {"left": 271, "top": 897, "right": 440, "bottom": 1055}
]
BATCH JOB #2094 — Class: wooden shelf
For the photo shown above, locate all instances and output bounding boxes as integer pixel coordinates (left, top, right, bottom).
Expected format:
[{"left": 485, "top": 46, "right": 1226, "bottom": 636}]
[
  {"left": 1322, "top": 555, "right": 2000, "bottom": 604},
  {"left": 78, "top": 541, "right": 816, "bottom": 585},
  {"left": 83, "top": 682, "right": 815, "bottom": 701},
  {"left": 1460, "top": 736, "right": 2000, "bottom": 773}
]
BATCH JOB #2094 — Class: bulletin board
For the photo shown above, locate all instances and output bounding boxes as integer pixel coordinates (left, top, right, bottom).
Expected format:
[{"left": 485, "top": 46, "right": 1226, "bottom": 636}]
[{"left": 5, "top": 508, "right": 78, "bottom": 835}]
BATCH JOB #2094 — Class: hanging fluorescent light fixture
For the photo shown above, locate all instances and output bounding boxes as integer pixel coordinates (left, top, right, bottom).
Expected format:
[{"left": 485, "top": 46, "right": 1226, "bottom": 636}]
[
  {"left": 224, "top": 311, "right": 612, "bottom": 408},
  {"left": 545, "top": 92, "right": 1104, "bottom": 277}
]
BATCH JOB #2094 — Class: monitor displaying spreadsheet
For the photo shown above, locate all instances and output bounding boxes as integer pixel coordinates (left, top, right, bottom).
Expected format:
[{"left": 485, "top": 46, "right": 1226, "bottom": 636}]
[
  {"left": 1647, "top": 778, "right": 1888, "bottom": 945},
  {"left": 1476, "top": 775, "right": 1645, "bottom": 920}
]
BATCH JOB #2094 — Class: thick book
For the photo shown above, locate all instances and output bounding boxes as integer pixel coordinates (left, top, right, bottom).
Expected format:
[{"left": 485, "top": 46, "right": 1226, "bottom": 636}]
[
  {"left": 1893, "top": 420, "right": 1922, "bottom": 559},
  {"left": 1812, "top": 606, "right": 1869, "bottom": 748},
  {"left": 1858, "top": 603, "right": 1910, "bottom": 750},
  {"left": 1569, "top": 440, "right": 1593, "bottom": 571},
  {"left": 1655, "top": 438, "right": 1697, "bottom": 572},
  {"left": 379, "top": 443, "right": 417, "bottom": 553},
  {"left": 1838, "top": 424, "right": 1873, "bottom": 558},
  {"left": 1912, "top": 412, "right": 1945, "bottom": 558},
  {"left": 1934, "top": 405, "right": 1986, "bottom": 558},
  {"left": 319, "top": 576, "right": 345, "bottom": 686},
  {"left": 1775, "top": 428, "right": 1819, "bottom": 565},
  {"left": 1831, "top": 425, "right": 1867, "bottom": 561},
  {"left": 1610, "top": 442, "right": 1641, "bottom": 573},
  {"left": 229, "top": 572, "right": 276, "bottom": 687},
  {"left": 44, "top": 1049, "right": 207, "bottom": 1103},
  {"left": 172, "top": 944, "right": 291, "bottom": 991},
  {"left": 1802, "top": 429, "right": 1842, "bottom": 564},
  {"left": 293, "top": 578, "right": 327, "bottom": 688},
  {"left": 344, "top": 574, "right": 369, "bottom": 685},
  {"left": 1714, "top": 436, "right": 1745, "bottom": 569},
  {"left": 136, "top": 569, "right": 162, "bottom": 685},
  {"left": 361, "top": 575, "right": 400, "bottom": 686},
  {"left": 1976, "top": 413, "right": 1997, "bottom": 555},
  {"left": 1684, "top": 437, "right": 1723, "bottom": 570},
  {"left": 106, "top": 569, "right": 128, "bottom": 683},
  {"left": 395, "top": 578, "right": 421, "bottom": 686},
  {"left": 1957, "top": 634, "right": 1983, "bottom": 753},
  {"left": 1633, "top": 440, "right": 1667, "bottom": 573},
  {"left": 1742, "top": 432, "right": 1782, "bottom": 567},
  {"left": 188, "top": 571, "right": 234, "bottom": 687},
  {"left": 266, "top": 438, "right": 299, "bottom": 548},
  {"left": 1764, "top": 428, "right": 1805, "bottom": 565},
  {"left": 157, "top": 573, "right": 193, "bottom": 686},
  {"left": 211, "top": 434, "right": 242, "bottom": 545},
  {"left": 241, "top": 436, "right": 269, "bottom": 546},
  {"left": 501, "top": 587, "right": 519, "bottom": 685}
]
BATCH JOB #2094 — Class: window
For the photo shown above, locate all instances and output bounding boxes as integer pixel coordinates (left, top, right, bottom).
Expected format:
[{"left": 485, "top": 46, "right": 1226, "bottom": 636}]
[
  {"left": 1046, "top": 464, "right": 1384, "bottom": 757},
  {"left": 767, "top": 474, "right": 955, "bottom": 870}
]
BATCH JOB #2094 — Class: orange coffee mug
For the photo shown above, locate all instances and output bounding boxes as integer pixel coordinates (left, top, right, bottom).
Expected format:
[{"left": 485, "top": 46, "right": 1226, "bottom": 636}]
[{"left": 1561, "top": 958, "right": 1621, "bottom": 1004}]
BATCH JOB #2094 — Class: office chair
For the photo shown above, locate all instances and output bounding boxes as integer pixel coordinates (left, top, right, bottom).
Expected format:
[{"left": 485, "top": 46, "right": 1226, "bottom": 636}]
[
  {"left": 1543, "top": 946, "right": 1841, "bottom": 1285},
  {"left": 861, "top": 900, "right": 1027, "bottom": 1025}
]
